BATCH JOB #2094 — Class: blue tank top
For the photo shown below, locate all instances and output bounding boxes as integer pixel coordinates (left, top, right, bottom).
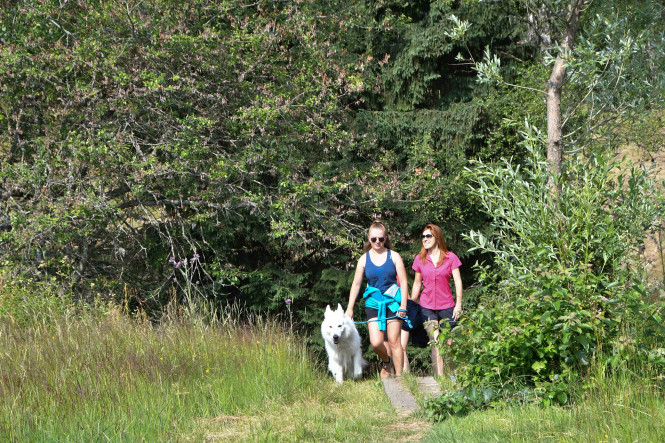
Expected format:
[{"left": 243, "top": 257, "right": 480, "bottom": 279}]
[{"left": 364, "top": 249, "right": 397, "bottom": 293}]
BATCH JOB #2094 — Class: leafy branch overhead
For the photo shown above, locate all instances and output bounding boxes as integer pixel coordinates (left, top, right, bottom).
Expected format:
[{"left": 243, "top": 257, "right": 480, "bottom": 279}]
[
  {"left": 457, "top": 0, "right": 664, "bottom": 182},
  {"left": 0, "top": 1, "right": 375, "bottom": 304},
  {"left": 0, "top": 0, "right": 663, "bottom": 331}
]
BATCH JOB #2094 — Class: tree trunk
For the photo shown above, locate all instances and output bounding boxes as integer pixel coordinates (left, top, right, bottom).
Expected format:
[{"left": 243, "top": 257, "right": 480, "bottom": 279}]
[{"left": 546, "top": 0, "right": 584, "bottom": 191}]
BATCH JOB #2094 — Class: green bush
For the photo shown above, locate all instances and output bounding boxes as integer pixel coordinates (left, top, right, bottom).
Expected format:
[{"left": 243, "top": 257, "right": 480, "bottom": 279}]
[
  {"left": 0, "top": 272, "right": 78, "bottom": 326},
  {"left": 449, "top": 125, "right": 665, "bottom": 405},
  {"left": 423, "top": 386, "right": 498, "bottom": 421}
]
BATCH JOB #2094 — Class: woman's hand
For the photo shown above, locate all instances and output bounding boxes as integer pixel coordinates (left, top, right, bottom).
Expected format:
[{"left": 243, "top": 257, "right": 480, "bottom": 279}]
[{"left": 452, "top": 268, "right": 463, "bottom": 321}]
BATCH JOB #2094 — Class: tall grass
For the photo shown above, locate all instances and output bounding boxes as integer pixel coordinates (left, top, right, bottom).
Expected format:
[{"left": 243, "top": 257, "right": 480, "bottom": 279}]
[
  {"left": 424, "top": 369, "right": 665, "bottom": 442},
  {"left": 0, "top": 297, "right": 320, "bottom": 441},
  {"left": 8, "top": 288, "right": 661, "bottom": 441},
  {"left": 0, "top": 291, "right": 423, "bottom": 441}
]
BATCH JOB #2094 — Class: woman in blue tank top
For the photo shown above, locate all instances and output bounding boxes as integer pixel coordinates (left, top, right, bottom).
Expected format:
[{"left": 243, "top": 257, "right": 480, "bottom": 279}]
[{"left": 346, "top": 220, "right": 409, "bottom": 378}]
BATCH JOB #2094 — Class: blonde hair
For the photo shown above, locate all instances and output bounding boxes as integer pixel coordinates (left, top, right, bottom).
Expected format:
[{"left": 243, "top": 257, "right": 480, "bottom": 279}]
[{"left": 362, "top": 220, "right": 393, "bottom": 253}]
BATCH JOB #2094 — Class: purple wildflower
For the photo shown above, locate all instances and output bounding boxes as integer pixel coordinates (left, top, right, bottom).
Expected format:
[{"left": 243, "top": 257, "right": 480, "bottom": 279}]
[{"left": 285, "top": 299, "right": 292, "bottom": 305}]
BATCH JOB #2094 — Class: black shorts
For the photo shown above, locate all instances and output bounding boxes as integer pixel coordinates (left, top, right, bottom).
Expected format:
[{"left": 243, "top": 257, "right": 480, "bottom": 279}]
[
  {"left": 420, "top": 306, "right": 457, "bottom": 330},
  {"left": 365, "top": 306, "right": 400, "bottom": 322}
]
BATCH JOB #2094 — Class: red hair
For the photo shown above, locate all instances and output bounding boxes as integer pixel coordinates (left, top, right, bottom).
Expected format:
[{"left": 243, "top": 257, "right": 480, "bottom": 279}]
[{"left": 418, "top": 223, "right": 448, "bottom": 266}]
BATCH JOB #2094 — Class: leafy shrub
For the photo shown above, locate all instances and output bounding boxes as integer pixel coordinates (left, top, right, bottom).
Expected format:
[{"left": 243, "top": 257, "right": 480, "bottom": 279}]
[
  {"left": 423, "top": 385, "right": 498, "bottom": 421},
  {"left": 448, "top": 125, "right": 665, "bottom": 405},
  {"left": 0, "top": 271, "right": 78, "bottom": 326}
]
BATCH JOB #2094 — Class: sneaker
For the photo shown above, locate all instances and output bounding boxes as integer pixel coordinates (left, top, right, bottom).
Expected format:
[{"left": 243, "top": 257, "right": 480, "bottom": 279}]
[{"left": 380, "top": 358, "right": 393, "bottom": 379}]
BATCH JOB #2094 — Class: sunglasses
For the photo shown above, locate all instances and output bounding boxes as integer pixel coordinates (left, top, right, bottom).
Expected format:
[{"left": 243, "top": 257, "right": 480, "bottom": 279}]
[
  {"left": 370, "top": 237, "right": 385, "bottom": 243},
  {"left": 421, "top": 234, "right": 434, "bottom": 239}
]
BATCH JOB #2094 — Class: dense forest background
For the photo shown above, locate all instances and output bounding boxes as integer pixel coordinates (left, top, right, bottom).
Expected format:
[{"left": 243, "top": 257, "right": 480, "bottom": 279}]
[{"left": 2, "top": 0, "right": 664, "bottom": 336}]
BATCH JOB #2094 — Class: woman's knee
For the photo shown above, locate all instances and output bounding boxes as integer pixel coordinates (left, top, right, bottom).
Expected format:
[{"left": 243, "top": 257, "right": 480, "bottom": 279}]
[
  {"left": 387, "top": 334, "right": 401, "bottom": 349},
  {"left": 368, "top": 331, "right": 385, "bottom": 349},
  {"left": 369, "top": 338, "right": 384, "bottom": 350}
]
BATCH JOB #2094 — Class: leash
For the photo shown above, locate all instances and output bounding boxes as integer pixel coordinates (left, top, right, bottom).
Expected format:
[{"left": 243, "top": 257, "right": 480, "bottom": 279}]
[{"left": 355, "top": 309, "right": 413, "bottom": 330}]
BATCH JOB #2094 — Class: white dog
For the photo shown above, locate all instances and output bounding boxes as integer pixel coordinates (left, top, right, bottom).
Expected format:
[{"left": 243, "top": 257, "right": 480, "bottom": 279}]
[{"left": 321, "top": 303, "right": 366, "bottom": 383}]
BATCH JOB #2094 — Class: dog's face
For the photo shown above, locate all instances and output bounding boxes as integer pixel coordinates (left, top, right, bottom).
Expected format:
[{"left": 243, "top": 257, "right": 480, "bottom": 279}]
[{"left": 322, "top": 303, "right": 348, "bottom": 345}]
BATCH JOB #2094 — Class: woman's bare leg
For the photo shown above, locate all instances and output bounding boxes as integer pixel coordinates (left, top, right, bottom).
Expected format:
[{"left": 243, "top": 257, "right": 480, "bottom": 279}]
[
  {"left": 368, "top": 320, "right": 391, "bottom": 377},
  {"left": 425, "top": 321, "right": 444, "bottom": 377},
  {"left": 400, "top": 330, "right": 410, "bottom": 373},
  {"left": 386, "top": 319, "right": 404, "bottom": 377}
]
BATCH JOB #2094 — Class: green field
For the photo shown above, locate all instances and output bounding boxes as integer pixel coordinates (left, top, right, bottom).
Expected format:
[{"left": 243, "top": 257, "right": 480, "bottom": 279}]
[{"left": 1, "top": 301, "right": 664, "bottom": 442}]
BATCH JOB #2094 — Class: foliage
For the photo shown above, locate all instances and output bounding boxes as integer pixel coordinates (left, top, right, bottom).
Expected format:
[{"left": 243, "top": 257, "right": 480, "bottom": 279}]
[
  {"left": 346, "top": 0, "right": 535, "bottom": 246},
  {"left": 1, "top": 0, "right": 663, "bottom": 344},
  {"left": 426, "top": 369, "right": 665, "bottom": 439},
  {"left": 467, "top": 124, "right": 662, "bottom": 294},
  {"left": 423, "top": 385, "right": 498, "bottom": 422},
  {"left": 1, "top": 0, "right": 528, "bottom": 329},
  {"left": 472, "top": 0, "right": 665, "bottom": 155},
  {"left": 448, "top": 125, "right": 665, "bottom": 405},
  {"left": 0, "top": 0, "right": 376, "bottom": 318},
  {"left": 561, "top": 0, "right": 665, "bottom": 154},
  {"left": 476, "top": 63, "right": 551, "bottom": 162},
  {"left": 0, "top": 272, "right": 77, "bottom": 326}
]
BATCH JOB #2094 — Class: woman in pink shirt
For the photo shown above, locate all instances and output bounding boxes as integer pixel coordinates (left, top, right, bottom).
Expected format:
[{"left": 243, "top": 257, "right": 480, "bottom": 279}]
[{"left": 411, "top": 223, "right": 463, "bottom": 378}]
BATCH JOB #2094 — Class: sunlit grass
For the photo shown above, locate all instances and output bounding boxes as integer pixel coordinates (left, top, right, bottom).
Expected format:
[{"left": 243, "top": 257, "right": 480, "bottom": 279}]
[
  {"left": 199, "top": 379, "right": 430, "bottom": 442},
  {"left": 0, "top": 297, "right": 428, "bottom": 441},
  {"left": 0, "top": 302, "right": 323, "bottom": 440},
  {"left": 423, "top": 371, "right": 665, "bottom": 442},
  {"left": 3, "top": 289, "right": 663, "bottom": 441}
]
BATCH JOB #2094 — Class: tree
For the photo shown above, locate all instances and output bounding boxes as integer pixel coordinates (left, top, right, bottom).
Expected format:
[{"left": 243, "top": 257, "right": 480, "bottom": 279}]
[
  {"left": 0, "top": 0, "right": 527, "bottom": 321},
  {"left": 338, "top": 0, "right": 531, "bottom": 250},
  {"left": 473, "top": 0, "right": 665, "bottom": 183},
  {"left": 545, "top": 0, "right": 586, "bottom": 183},
  {"left": 0, "top": 0, "right": 372, "bottom": 313},
  {"left": 446, "top": 0, "right": 665, "bottom": 402}
]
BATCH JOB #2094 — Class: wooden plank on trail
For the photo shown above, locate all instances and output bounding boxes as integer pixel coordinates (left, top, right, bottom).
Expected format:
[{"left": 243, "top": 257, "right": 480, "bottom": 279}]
[
  {"left": 382, "top": 376, "right": 443, "bottom": 416},
  {"left": 416, "top": 376, "right": 443, "bottom": 398},
  {"left": 381, "top": 378, "right": 419, "bottom": 417}
]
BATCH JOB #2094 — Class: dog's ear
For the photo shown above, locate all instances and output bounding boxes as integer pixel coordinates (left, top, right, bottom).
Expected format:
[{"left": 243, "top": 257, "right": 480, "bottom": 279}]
[
  {"left": 336, "top": 303, "right": 344, "bottom": 313},
  {"left": 325, "top": 305, "right": 332, "bottom": 315}
]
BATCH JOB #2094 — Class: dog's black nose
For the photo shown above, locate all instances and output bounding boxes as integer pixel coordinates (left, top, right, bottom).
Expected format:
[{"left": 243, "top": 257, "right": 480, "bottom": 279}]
[{"left": 333, "top": 335, "right": 339, "bottom": 340}]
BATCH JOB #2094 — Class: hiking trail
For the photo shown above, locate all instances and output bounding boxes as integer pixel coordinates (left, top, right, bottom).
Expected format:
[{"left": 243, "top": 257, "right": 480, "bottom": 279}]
[{"left": 381, "top": 375, "right": 442, "bottom": 417}]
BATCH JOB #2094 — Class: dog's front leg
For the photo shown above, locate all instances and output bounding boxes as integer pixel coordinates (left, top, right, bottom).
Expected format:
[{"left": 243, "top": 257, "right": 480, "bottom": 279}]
[{"left": 329, "top": 361, "right": 344, "bottom": 383}]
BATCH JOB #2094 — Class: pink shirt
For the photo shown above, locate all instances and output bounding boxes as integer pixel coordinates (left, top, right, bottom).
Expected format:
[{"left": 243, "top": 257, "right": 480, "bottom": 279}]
[{"left": 412, "top": 252, "right": 462, "bottom": 310}]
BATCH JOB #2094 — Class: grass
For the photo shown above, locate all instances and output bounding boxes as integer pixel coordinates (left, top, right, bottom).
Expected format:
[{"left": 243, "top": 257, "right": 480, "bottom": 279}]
[
  {"left": 201, "top": 380, "right": 428, "bottom": 441},
  {"left": 0, "top": 297, "right": 425, "bottom": 441},
  {"left": 424, "top": 371, "right": 665, "bottom": 442},
  {"left": 1, "top": 292, "right": 664, "bottom": 441},
  {"left": 0, "top": 299, "right": 319, "bottom": 440}
]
